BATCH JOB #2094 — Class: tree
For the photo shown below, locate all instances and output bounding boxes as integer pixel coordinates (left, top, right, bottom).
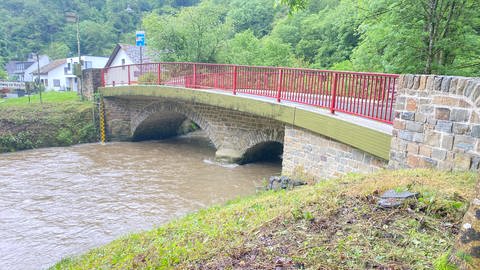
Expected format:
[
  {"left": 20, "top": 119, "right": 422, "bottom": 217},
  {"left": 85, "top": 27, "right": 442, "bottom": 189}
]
[
  {"left": 227, "top": 0, "right": 278, "bottom": 37},
  {"left": 143, "top": 1, "right": 231, "bottom": 62},
  {"left": 43, "top": 42, "right": 70, "bottom": 60},
  {"left": 352, "top": 0, "right": 480, "bottom": 75}
]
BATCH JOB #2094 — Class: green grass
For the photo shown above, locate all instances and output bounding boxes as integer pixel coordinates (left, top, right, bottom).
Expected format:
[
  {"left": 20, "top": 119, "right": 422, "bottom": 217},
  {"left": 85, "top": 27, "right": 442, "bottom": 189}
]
[
  {"left": 51, "top": 169, "right": 477, "bottom": 270},
  {"left": 0, "top": 91, "right": 79, "bottom": 107},
  {"left": 0, "top": 91, "right": 96, "bottom": 152}
]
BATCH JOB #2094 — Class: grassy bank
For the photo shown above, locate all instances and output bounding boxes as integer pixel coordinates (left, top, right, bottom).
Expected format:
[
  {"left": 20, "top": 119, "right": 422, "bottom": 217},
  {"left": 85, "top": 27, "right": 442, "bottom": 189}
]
[
  {"left": 52, "top": 169, "right": 477, "bottom": 269},
  {"left": 0, "top": 92, "right": 96, "bottom": 152}
]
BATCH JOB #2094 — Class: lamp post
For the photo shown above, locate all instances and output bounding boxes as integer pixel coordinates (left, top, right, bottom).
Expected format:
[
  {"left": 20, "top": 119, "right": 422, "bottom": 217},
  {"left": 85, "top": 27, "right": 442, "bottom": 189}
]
[{"left": 65, "top": 12, "right": 83, "bottom": 101}]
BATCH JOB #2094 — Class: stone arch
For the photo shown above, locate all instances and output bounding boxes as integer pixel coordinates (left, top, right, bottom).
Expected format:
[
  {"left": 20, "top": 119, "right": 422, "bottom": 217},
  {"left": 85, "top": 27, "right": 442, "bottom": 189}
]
[
  {"left": 240, "top": 141, "right": 284, "bottom": 164},
  {"left": 130, "top": 101, "right": 221, "bottom": 148}
]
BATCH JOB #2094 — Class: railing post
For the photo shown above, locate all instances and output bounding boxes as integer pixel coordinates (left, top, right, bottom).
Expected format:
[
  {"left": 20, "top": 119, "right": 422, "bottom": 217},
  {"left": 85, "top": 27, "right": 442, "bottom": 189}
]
[
  {"left": 330, "top": 73, "right": 338, "bottom": 114},
  {"left": 157, "top": 64, "right": 161, "bottom": 85},
  {"left": 192, "top": 64, "right": 197, "bottom": 88},
  {"left": 276, "top": 69, "right": 283, "bottom": 102},
  {"left": 232, "top": 65, "right": 237, "bottom": 95},
  {"left": 127, "top": 65, "right": 131, "bottom": 85}
]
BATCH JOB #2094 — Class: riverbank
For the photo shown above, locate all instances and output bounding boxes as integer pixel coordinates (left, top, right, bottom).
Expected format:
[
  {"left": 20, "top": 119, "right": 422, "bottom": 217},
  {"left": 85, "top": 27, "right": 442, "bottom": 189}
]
[
  {"left": 0, "top": 92, "right": 96, "bottom": 152},
  {"left": 51, "top": 169, "right": 478, "bottom": 269}
]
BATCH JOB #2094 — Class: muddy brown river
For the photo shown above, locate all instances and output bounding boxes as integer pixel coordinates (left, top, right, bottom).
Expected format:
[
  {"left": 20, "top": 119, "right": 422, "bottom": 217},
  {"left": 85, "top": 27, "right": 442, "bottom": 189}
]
[{"left": 0, "top": 133, "right": 281, "bottom": 269}]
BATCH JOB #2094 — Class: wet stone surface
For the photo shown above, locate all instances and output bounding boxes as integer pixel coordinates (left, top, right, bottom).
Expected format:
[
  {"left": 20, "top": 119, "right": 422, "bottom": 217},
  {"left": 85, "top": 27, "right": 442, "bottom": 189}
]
[{"left": 378, "top": 190, "right": 418, "bottom": 208}]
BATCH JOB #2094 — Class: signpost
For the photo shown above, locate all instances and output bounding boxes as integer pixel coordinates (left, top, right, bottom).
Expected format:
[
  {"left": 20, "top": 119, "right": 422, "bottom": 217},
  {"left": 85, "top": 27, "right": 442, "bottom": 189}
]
[{"left": 136, "top": 31, "right": 145, "bottom": 66}]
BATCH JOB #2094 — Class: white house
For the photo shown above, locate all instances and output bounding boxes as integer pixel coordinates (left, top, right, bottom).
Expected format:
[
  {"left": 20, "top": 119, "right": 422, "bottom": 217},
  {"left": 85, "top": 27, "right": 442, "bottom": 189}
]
[
  {"left": 5, "top": 54, "right": 49, "bottom": 82},
  {"left": 33, "top": 56, "right": 108, "bottom": 91},
  {"left": 104, "top": 43, "right": 156, "bottom": 68}
]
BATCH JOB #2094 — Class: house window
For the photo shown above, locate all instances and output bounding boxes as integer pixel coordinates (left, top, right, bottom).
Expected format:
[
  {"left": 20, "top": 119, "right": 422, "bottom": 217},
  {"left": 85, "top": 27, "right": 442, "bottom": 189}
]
[
  {"left": 122, "top": 59, "right": 126, "bottom": 70},
  {"left": 67, "top": 63, "right": 71, "bottom": 70},
  {"left": 43, "top": 79, "right": 48, "bottom": 87},
  {"left": 85, "top": 61, "right": 93, "bottom": 69},
  {"left": 53, "top": 79, "right": 61, "bottom": 87}
]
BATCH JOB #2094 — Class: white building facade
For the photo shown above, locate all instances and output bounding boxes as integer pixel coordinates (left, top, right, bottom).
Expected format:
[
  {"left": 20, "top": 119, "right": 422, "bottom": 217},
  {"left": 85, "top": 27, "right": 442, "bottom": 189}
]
[{"left": 33, "top": 56, "right": 108, "bottom": 91}]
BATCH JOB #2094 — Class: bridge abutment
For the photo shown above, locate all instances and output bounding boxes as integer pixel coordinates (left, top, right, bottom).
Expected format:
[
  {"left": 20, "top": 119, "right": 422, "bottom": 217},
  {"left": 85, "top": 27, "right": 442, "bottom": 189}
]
[
  {"left": 389, "top": 75, "right": 480, "bottom": 171},
  {"left": 282, "top": 125, "right": 387, "bottom": 181}
]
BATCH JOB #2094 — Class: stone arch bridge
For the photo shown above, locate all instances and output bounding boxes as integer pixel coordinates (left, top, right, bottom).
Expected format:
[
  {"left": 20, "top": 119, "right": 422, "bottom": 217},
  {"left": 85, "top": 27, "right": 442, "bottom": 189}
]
[{"left": 96, "top": 63, "right": 480, "bottom": 179}]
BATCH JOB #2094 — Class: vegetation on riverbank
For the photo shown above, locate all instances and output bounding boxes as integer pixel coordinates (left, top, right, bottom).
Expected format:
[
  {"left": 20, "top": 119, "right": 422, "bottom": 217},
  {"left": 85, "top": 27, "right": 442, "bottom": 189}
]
[
  {"left": 51, "top": 169, "right": 478, "bottom": 269},
  {"left": 0, "top": 92, "right": 96, "bottom": 152}
]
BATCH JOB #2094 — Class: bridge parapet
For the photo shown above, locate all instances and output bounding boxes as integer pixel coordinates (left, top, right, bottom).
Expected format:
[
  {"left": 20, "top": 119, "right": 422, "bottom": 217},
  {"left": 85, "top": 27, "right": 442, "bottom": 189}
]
[{"left": 390, "top": 75, "right": 480, "bottom": 171}]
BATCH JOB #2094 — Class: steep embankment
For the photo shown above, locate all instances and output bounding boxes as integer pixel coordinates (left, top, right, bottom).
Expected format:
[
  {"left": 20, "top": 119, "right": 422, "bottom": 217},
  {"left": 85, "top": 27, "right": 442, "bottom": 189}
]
[
  {"left": 0, "top": 93, "right": 96, "bottom": 152},
  {"left": 51, "top": 169, "right": 478, "bottom": 270}
]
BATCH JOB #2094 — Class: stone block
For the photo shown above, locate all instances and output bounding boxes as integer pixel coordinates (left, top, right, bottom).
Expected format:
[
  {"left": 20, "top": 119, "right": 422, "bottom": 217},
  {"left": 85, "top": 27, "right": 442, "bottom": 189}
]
[
  {"left": 453, "top": 153, "right": 472, "bottom": 171},
  {"left": 456, "top": 78, "right": 468, "bottom": 95},
  {"left": 419, "top": 145, "right": 432, "bottom": 157},
  {"left": 432, "top": 148, "right": 447, "bottom": 161},
  {"left": 454, "top": 135, "right": 476, "bottom": 152},
  {"left": 406, "top": 121, "right": 424, "bottom": 133},
  {"left": 441, "top": 77, "right": 451, "bottom": 92},
  {"left": 393, "top": 119, "right": 406, "bottom": 130},
  {"left": 421, "top": 157, "right": 438, "bottom": 168},
  {"left": 406, "top": 74, "right": 414, "bottom": 89},
  {"left": 426, "top": 75, "right": 435, "bottom": 91},
  {"left": 434, "top": 76, "right": 443, "bottom": 91},
  {"left": 449, "top": 77, "right": 458, "bottom": 93},
  {"left": 398, "top": 130, "right": 414, "bottom": 141},
  {"left": 407, "top": 155, "right": 421, "bottom": 167},
  {"left": 470, "top": 112, "right": 480, "bottom": 124},
  {"left": 407, "top": 143, "right": 419, "bottom": 154},
  {"left": 425, "top": 131, "right": 442, "bottom": 147},
  {"left": 415, "top": 113, "right": 427, "bottom": 123},
  {"left": 471, "top": 125, "right": 480, "bottom": 138},
  {"left": 441, "top": 134, "right": 454, "bottom": 150},
  {"left": 453, "top": 123, "right": 470, "bottom": 135},
  {"left": 435, "top": 107, "right": 450, "bottom": 120},
  {"left": 464, "top": 80, "right": 476, "bottom": 97},
  {"left": 471, "top": 84, "right": 480, "bottom": 101},
  {"left": 420, "top": 105, "right": 434, "bottom": 114},
  {"left": 435, "top": 120, "right": 453, "bottom": 133},
  {"left": 401, "top": 112, "right": 415, "bottom": 121},
  {"left": 450, "top": 109, "right": 470, "bottom": 122},
  {"left": 471, "top": 156, "right": 480, "bottom": 171},
  {"left": 406, "top": 98, "right": 417, "bottom": 111},
  {"left": 413, "top": 76, "right": 420, "bottom": 89},
  {"left": 419, "top": 75, "right": 427, "bottom": 90},
  {"left": 432, "top": 96, "right": 459, "bottom": 107}
]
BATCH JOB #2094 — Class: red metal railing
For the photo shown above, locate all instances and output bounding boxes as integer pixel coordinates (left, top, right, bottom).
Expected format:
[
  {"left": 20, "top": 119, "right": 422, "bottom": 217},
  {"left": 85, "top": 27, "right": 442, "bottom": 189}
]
[{"left": 103, "top": 62, "right": 398, "bottom": 124}]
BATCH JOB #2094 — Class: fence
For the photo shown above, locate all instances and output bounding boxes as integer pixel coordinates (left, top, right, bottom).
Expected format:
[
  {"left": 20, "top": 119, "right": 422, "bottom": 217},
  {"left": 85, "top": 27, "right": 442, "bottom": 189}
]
[{"left": 103, "top": 62, "right": 398, "bottom": 124}]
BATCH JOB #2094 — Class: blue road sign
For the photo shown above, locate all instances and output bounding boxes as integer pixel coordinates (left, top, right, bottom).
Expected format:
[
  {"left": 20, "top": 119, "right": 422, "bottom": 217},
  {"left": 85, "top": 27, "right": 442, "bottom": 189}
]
[{"left": 136, "top": 31, "right": 145, "bottom": 47}]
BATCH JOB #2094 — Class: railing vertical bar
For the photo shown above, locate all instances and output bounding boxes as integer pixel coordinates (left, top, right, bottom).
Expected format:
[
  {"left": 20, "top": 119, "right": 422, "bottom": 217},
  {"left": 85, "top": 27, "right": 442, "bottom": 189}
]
[
  {"left": 276, "top": 69, "right": 283, "bottom": 102},
  {"left": 330, "top": 73, "right": 338, "bottom": 114}
]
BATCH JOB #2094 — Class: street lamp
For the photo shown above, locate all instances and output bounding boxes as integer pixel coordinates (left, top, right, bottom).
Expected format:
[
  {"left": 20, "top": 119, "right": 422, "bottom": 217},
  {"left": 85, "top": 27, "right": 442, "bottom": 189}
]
[{"left": 65, "top": 12, "right": 83, "bottom": 101}]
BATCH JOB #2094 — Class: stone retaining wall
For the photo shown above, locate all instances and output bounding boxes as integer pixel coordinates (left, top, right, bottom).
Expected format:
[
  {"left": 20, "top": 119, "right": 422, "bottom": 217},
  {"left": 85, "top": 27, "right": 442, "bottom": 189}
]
[
  {"left": 282, "top": 125, "right": 387, "bottom": 180},
  {"left": 390, "top": 75, "right": 480, "bottom": 171},
  {"left": 82, "top": 68, "right": 102, "bottom": 100}
]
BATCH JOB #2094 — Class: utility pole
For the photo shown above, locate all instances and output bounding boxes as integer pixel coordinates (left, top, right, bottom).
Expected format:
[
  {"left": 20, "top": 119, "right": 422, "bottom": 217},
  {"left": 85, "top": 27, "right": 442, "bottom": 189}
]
[
  {"left": 36, "top": 53, "right": 42, "bottom": 104},
  {"left": 66, "top": 12, "right": 83, "bottom": 101}
]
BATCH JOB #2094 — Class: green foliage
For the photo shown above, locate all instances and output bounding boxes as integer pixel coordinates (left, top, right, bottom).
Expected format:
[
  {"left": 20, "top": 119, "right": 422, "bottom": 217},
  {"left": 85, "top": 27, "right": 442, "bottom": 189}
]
[
  {"left": 43, "top": 42, "right": 70, "bottom": 60},
  {"left": 143, "top": 1, "right": 231, "bottom": 62},
  {"left": 227, "top": 0, "right": 278, "bottom": 37},
  {"left": 0, "top": 92, "right": 96, "bottom": 152},
  {"left": 138, "top": 72, "right": 158, "bottom": 84}
]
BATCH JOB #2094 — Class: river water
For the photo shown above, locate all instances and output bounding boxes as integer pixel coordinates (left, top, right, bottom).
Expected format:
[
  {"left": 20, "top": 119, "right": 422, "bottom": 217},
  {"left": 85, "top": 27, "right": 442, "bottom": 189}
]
[{"left": 0, "top": 133, "right": 280, "bottom": 270}]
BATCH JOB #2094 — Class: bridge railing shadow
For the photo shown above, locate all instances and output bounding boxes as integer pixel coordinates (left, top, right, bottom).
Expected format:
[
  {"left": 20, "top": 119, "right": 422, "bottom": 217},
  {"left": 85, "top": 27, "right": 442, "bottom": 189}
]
[{"left": 103, "top": 62, "right": 399, "bottom": 124}]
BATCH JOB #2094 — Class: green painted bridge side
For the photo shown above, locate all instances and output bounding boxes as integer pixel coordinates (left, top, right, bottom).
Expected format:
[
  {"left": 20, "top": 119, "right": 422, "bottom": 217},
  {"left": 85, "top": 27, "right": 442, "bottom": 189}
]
[{"left": 100, "top": 85, "right": 391, "bottom": 160}]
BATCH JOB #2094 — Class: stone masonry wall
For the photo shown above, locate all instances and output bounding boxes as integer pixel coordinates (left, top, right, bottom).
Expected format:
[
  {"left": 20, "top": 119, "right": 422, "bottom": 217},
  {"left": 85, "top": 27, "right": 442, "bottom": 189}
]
[
  {"left": 82, "top": 68, "right": 102, "bottom": 100},
  {"left": 390, "top": 75, "right": 480, "bottom": 171},
  {"left": 103, "top": 97, "right": 284, "bottom": 163},
  {"left": 282, "top": 125, "right": 387, "bottom": 180}
]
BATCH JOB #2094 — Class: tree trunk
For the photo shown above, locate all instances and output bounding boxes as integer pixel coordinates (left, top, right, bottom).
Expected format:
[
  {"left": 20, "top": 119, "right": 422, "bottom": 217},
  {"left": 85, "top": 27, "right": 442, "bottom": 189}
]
[
  {"left": 424, "top": 0, "right": 438, "bottom": 74},
  {"left": 450, "top": 176, "right": 480, "bottom": 269}
]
